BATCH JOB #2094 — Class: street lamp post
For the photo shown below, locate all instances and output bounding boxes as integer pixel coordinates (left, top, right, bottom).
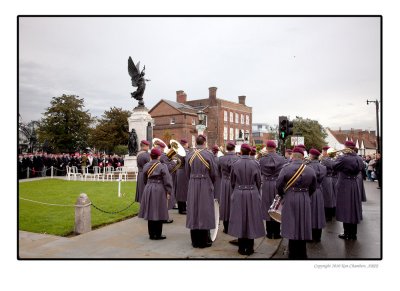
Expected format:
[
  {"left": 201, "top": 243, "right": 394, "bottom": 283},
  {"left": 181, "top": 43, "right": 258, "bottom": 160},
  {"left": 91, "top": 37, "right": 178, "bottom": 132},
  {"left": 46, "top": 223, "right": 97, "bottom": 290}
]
[
  {"left": 196, "top": 109, "right": 206, "bottom": 136},
  {"left": 367, "top": 99, "right": 380, "bottom": 153},
  {"left": 244, "top": 131, "right": 249, "bottom": 144}
]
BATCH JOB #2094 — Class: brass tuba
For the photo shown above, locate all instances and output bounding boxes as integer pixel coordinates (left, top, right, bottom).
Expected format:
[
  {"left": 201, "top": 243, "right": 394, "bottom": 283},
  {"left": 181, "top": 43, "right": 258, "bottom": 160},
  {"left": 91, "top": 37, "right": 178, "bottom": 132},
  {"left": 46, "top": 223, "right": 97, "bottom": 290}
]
[{"left": 169, "top": 139, "right": 187, "bottom": 173}]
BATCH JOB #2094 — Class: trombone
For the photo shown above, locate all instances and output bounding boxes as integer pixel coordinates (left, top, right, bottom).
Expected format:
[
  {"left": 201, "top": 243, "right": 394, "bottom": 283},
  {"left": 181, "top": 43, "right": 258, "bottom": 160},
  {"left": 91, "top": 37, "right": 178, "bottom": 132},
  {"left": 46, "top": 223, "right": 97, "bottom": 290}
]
[{"left": 326, "top": 147, "right": 354, "bottom": 158}]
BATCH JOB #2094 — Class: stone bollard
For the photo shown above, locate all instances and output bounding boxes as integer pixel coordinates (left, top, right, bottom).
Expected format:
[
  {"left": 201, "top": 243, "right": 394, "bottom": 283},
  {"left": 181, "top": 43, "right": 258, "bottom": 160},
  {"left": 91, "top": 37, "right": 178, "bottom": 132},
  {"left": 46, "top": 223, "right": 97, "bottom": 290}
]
[{"left": 75, "top": 193, "right": 92, "bottom": 234}]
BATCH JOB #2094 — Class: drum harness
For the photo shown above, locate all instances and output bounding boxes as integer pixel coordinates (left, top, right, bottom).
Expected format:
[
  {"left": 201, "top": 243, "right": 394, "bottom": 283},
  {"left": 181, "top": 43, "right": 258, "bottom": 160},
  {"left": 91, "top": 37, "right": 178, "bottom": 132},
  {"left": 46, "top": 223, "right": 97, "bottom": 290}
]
[
  {"left": 284, "top": 163, "right": 307, "bottom": 192},
  {"left": 189, "top": 149, "right": 210, "bottom": 171}
]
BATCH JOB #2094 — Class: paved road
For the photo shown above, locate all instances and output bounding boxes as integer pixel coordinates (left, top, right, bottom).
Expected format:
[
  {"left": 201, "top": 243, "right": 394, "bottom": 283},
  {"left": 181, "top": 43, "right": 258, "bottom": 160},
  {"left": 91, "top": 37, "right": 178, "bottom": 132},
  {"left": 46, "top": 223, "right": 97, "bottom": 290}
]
[{"left": 272, "top": 180, "right": 382, "bottom": 259}]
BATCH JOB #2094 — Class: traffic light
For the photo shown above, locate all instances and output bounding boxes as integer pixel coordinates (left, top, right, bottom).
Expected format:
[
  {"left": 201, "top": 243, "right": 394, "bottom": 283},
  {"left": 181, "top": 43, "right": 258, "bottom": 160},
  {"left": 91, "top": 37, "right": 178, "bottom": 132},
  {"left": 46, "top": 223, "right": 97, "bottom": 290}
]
[
  {"left": 279, "top": 116, "right": 288, "bottom": 140},
  {"left": 287, "top": 120, "right": 294, "bottom": 136}
]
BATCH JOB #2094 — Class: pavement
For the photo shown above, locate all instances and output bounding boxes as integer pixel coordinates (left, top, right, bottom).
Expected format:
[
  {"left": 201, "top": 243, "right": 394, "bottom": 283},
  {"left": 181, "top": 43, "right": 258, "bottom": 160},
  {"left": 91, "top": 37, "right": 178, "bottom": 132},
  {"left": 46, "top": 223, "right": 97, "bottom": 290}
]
[
  {"left": 272, "top": 180, "right": 382, "bottom": 259},
  {"left": 18, "top": 207, "right": 282, "bottom": 259}
]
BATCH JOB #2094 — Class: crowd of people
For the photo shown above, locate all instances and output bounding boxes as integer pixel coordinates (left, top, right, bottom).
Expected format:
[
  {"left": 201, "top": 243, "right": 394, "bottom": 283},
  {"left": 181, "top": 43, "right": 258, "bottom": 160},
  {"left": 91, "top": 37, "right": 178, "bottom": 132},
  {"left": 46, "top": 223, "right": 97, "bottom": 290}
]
[
  {"left": 134, "top": 135, "right": 380, "bottom": 259},
  {"left": 18, "top": 152, "right": 125, "bottom": 179}
]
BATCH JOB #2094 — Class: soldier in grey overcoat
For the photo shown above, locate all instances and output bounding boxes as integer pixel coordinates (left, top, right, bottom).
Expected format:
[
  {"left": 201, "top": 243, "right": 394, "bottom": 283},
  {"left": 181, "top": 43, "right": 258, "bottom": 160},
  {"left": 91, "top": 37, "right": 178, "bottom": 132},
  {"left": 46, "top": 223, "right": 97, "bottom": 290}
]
[
  {"left": 307, "top": 149, "right": 327, "bottom": 242},
  {"left": 276, "top": 147, "right": 317, "bottom": 259},
  {"left": 135, "top": 140, "right": 151, "bottom": 203},
  {"left": 228, "top": 143, "right": 265, "bottom": 256},
  {"left": 320, "top": 146, "right": 335, "bottom": 221},
  {"left": 175, "top": 138, "right": 190, "bottom": 214},
  {"left": 211, "top": 145, "right": 222, "bottom": 202},
  {"left": 185, "top": 135, "right": 218, "bottom": 248},
  {"left": 218, "top": 141, "right": 239, "bottom": 233},
  {"left": 259, "top": 140, "right": 286, "bottom": 239},
  {"left": 333, "top": 141, "right": 364, "bottom": 240},
  {"left": 154, "top": 140, "right": 176, "bottom": 219},
  {"left": 139, "top": 148, "right": 173, "bottom": 240},
  {"left": 354, "top": 147, "right": 367, "bottom": 202}
]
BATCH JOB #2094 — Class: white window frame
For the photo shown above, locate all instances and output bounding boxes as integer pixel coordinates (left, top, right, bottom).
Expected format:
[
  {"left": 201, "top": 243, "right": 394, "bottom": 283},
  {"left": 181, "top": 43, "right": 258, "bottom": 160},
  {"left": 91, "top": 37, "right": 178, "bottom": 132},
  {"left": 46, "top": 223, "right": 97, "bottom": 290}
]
[
  {"left": 235, "top": 112, "right": 239, "bottom": 124},
  {"left": 246, "top": 115, "right": 250, "bottom": 125},
  {"left": 224, "top": 110, "right": 228, "bottom": 122},
  {"left": 241, "top": 114, "right": 244, "bottom": 124},
  {"left": 230, "top": 128, "right": 234, "bottom": 140},
  {"left": 235, "top": 128, "right": 239, "bottom": 139},
  {"left": 170, "top": 117, "right": 176, "bottom": 125},
  {"left": 224, "top": 127, "right": 228, "bottom": 140},
  {"left": 230, "top": 112, "right": 234, "bottom": 123}
]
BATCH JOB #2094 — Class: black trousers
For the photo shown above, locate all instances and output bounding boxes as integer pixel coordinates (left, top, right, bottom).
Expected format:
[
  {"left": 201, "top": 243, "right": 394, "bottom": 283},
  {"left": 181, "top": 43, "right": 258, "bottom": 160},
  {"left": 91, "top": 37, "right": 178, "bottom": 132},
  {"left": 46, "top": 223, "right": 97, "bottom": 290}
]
[
  {"left": 238, "top": 238, "right": 254, "bottom": 253},
  {"left": 288, "top": 240, "right": 307, "bottom": 259},
  {"left": 312, "top": 228, "right": 322, "bottom": 242},
  {"left": 190, "top": 229, "right": 211, "bottom": 248},
  {"left": 325, "top": 207, "right": 333, "bottom": 221},
  {"left": 343, "top": 223, "right": 357, "bottom": 238},
  {"left": 148, "top": 220, "right": 163, "bottom": 238},
  {"left": 223, "top": 221, "right": 229, "bottom": 233},
  {"left": 266, "top": 220, "right": 281, "bottom": 238}
]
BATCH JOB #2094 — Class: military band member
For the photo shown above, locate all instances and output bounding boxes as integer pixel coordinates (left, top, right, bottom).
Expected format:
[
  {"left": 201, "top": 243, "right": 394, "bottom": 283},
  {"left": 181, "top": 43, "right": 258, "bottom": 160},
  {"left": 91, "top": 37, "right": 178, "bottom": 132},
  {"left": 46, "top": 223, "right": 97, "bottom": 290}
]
[
  {"left": 175, "top": 138, "right": 190, "bottom": 214},
  {"left": 250, "top": 146, "right": 257, "bottom": 159},
  {"left": 260, "top": 140, "right": 286, "bottom": 239},
  {"left": 135, "top": 140, "right": 151, "bottom": 203},
  {"left": 320, "top": 146, "right": 335, "bottom": 221},
  {"left": 218, "top": 141, "right": 239, "bottom": 233},
  {"left": 139, "top": 148, "right": 173, "bottom": 240},
  {"left": 354, "top": 147, "right": 367, "bottom": 202},
  {"left": 333, "top": 141, "right": 364, "bottom": 240},
  {"left": 228, "top": 143, "right": 265, "bottom": 255},
  {"left": 307, "top": 148, "right": 327, "bottom": 242},
  {"left": 284, "top": 148, "right": 293, "bottom": 162},
  {"left": 276, "top": 147, "right": 317, "bottom": 259},
  {"left": 185, "top": 135, "right": 218, "bottom": 248}
]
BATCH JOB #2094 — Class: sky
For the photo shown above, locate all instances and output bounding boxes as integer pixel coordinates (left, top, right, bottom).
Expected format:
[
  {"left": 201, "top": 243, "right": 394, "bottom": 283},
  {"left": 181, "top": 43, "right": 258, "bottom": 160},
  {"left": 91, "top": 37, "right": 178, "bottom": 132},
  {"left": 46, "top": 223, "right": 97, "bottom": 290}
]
[{"left": 18, "top": 16, "right": 381, "bottom": 131}]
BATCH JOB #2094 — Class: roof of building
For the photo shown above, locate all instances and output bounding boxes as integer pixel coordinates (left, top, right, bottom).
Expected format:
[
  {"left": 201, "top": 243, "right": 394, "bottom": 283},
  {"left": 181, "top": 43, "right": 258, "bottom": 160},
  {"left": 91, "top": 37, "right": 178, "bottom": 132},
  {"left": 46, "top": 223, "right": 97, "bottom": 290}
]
[
  {"left": 149, "top": 99, "right": 198, "bottom": 116},
  {"left": 327, "top": 128, "right": 377, "bottom": 149}
]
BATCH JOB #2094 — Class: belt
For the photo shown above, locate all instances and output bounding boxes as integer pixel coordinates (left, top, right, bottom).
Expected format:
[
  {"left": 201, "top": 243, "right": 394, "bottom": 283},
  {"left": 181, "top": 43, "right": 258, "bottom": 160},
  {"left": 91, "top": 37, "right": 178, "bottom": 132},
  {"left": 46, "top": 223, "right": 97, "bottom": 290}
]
[
  {"left": 343, "top": 176, "right": 357, "bottom": 180},
  {"left": 223, "top": 175, "right": 231, "bottom": 180},
  {"left": 289, "top": 187, "right": 309, "bottom": 192},
  {"left": 236, "top": 185, "right": 255, "bottom": 190},
  {"left": 263, "top": 176, "right": 277, "bottom": 181},
  {"left": 148, "top": 179, "right": 162, "bottom": 184},
  {"left": 190, "top": 174, "right": 208, "bottom": 179}
]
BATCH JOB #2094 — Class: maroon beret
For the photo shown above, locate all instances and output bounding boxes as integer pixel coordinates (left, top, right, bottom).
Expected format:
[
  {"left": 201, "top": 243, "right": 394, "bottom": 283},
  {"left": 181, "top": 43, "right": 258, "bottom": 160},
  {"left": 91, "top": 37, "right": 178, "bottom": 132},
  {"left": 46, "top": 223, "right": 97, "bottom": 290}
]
[
  {"left": 292, "top": 147, "right": 305, "bottom": 156},
  {"left": 322, "top": 146, "right": 330, "bottom": 151},
  {"left": 345, "top": 141, "right": 356, "bottom": 148},
  {"left": 141, "top": 140, "right": 150, "bottom": 146},
  {"left": 155, "top": 140, "right": 166, "bottom": 148},
  {"left": 150, "top": 148, "right": 162, "bottom": 157},
  {"left": 212, "top": 145, "right": 219, "bottom": 153},
  {"left": 297, "top": 144, "right": 306, "bottom": 149},
  {"left": 241, "top": 143, "right": 251, "bottom": 151},
  {"left": 285, "top": 148, "right": 293, "bottom": 153},
  {"left": 266, "top": 140, "right": 276, "bottom": 148},
  {"left": 227, "top": 141, "right": 235, "bottom": 147},
  {"left": 180, "top": 138, "right": 188, "bottom": 144},
  {"left": 250, "top": 147, "right": 257, "bottom": 155},
  {"left": 309, "top": 148, "right": 321, "bottom": 156}
]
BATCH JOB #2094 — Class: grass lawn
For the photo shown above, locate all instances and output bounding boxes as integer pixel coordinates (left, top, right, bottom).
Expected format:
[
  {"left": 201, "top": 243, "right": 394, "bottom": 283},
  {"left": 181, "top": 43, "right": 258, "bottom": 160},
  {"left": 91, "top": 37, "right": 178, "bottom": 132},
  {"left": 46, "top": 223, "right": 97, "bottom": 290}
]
[{"left": 19, "top": 179, "right": 139, "bottom": 236}]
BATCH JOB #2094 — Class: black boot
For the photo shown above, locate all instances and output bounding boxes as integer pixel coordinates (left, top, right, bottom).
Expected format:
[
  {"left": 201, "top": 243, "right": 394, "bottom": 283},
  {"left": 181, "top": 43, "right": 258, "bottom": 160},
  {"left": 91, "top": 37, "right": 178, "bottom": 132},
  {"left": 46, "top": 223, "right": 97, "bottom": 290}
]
[
  {"left": 332, "top": 207, "right": 336, "bottom": 217},
  {"left": 339, "top": 223, "right": 350, "bottom": 240},
  {"left": 266, "top": 221, "right": 273, "bottom": 239},
  {"left": 325, "top": 207, "right": 332, "bottom": 222},
  {"left": 246, "top": 239, "right": 254, "bottom": 255},
  {"left": 238, "top": 238, "right": 246, "bottom": 255},
  {"left": 148, "top": 221, "right": 156, "bottom": 239},
  {"left": 299, "top": 240, "right": 308, "bottom": 259},
  {"left": 153, "top": 221, "right": 166, "bottom": 240},
  {"left": 178, "top": 201, "right": 187, "bottom": 214},
  {"left": 191, "top": 230, "right": 198, "bottom": 248},
  {"left": 312, "top": 228, "right": 322, "bottom": 242},
  {"left": 288, "top": 239, "right": 296, "bottom": 259},
  {"left": 348, "top": 224, "right": 357, "bottom": 240}
]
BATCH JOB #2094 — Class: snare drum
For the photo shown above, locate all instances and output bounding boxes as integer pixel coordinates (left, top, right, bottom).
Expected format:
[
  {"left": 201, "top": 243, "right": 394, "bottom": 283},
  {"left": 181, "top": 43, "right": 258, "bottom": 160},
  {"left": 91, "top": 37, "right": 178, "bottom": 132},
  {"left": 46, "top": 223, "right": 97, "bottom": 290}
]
[{"left": 268, "top": 195, "right": 283, "bottom": 223}]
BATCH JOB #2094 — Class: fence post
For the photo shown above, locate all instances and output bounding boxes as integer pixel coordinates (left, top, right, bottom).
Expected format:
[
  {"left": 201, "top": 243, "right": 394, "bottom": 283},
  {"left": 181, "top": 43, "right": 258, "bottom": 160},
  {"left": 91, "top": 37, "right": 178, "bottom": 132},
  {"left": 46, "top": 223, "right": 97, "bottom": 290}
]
[
  {"left": 27, "top": 167, "right": 30, "bottom": 179},
  {"left": 74, "top": 193, "right": 91, "bottom": 234},
  {"left": 51, "top": 166, "right": 53, "bottom": 178}
]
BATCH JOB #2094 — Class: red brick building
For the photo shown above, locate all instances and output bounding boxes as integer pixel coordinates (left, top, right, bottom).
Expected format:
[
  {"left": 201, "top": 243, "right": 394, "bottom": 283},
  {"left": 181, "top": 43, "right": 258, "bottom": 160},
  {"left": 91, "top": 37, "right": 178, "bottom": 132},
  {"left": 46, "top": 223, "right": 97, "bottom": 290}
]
[{"left": 149, "top": 87, "right": 252, "bottom": 147}]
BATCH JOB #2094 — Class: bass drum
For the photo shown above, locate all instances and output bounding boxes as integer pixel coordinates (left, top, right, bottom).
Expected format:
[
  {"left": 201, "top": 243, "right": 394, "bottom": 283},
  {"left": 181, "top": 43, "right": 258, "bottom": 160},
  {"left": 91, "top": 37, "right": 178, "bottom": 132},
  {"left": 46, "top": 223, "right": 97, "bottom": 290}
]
[{"left": 210, "top": 199, "right": 220, "bottom": 241}]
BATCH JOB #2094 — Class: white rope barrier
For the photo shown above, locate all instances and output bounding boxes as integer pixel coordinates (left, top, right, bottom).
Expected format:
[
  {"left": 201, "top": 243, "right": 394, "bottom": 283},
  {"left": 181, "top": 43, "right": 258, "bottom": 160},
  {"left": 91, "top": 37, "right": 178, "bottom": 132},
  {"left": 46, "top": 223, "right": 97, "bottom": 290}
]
[{"left": 19, "top": 197, "right": 91, "bottom": 208}]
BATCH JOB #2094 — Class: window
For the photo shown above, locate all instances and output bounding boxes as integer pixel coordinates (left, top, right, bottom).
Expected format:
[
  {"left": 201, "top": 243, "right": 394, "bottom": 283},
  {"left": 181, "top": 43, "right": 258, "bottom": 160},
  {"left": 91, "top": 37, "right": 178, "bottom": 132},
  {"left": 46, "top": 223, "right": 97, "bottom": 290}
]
[
  {"left": 230, "top": 128, "right": 234, "bottom": 140},
  {"left": 241, "top": 114, "right": 244, "bottom": 124},
  {"left": 246, "top": 115, "right": 250, "bottom": 125},
  {"left": 170, "top": 117, "right": 176, "bottom": 124},
  {"left": 224, "top": 110, "right": 228, "bottom": 122},
  {"left": 192, "top": 118, "right": 196, "bottom": 125},
  {"left": 235, "top": 113, "right": 239, "bottom": 124},
  {"left": 224, "top": 127, "right": 228, "bottom": 140},
  {"left": 235, "top": 128, "right": 239, "bottom": 139},
  {"left": 230, "top": 112, "right": 233, "bottom": 123}
]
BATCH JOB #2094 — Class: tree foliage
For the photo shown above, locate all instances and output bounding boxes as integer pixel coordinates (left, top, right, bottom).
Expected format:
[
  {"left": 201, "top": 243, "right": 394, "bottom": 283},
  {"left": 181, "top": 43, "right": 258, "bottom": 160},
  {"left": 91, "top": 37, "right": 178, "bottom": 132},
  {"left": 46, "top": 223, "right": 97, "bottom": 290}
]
[
  {"left": 37, "top": 94, "right": 92, "bottom": 153},
  {"left": 89, "top": 107, "right": 131, "bottom": 153},
  {"left": 285, "top": 116, "right": 327, "bottom": 150}
]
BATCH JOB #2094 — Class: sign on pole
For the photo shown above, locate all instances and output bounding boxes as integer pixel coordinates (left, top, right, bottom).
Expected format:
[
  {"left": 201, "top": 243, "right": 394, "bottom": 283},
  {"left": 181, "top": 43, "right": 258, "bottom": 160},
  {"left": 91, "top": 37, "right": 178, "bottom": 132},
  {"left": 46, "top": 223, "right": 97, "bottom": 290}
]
[{"left": 291, "top": 136, "right": 304, "bottom": 146}]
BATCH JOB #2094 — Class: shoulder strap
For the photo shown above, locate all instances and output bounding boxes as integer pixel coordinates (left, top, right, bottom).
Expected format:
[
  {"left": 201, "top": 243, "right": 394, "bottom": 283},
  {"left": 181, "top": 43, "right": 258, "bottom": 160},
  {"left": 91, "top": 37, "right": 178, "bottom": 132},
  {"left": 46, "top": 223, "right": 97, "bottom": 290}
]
[
  {"left": 189, "top": 149, "right": 210, "bottom": 170},
  {"left": 284, "top": 164, "right": 306, "bottom": 192},
  {"left": 147, "top": 162, "right": 160, "bottom": 177}
]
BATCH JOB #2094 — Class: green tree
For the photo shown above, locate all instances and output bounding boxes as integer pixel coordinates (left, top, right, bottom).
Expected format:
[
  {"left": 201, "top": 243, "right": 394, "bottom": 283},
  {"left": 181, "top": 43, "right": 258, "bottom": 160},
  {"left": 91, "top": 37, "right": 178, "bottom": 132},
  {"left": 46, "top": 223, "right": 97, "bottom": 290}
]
[
  {"left": 285, "top": 116, "right": 327, "bottom": 150},
  {"left": 89, "top": 107, "right": 131, "bottom": 153},
  {"left": 37, "top": 94, "right": 92, "bottom": 153},
  {"left": 113, "top": 145, "right": 128, "bottom": 156}
]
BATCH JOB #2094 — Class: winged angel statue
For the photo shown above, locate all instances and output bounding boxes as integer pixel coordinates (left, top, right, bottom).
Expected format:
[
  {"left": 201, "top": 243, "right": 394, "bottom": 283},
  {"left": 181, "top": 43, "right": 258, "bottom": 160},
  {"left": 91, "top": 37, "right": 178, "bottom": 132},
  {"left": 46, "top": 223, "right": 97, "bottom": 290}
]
[{"left": 128, "top": 57, "right": 150, "bottom": 108}]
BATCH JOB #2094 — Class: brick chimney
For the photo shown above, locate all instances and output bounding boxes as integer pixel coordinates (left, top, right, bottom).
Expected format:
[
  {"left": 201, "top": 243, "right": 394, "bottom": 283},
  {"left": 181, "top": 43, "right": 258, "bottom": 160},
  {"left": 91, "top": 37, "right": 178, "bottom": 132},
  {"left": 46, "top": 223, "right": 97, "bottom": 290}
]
[
  {"left": 209, "top": 87, "right": 217, "bottom": 100},
  {"left": 176, "top": 90, "right": 187, "bottom": 103},
  {"left": 238, "top": 95, "right": 246, "bottom": 105}
]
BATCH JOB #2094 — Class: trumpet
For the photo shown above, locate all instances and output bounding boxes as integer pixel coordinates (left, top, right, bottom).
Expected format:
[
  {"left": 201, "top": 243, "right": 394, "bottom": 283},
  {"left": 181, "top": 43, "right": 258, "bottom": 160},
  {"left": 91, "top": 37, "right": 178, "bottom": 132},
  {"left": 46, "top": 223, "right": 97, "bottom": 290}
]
[{"left": 326, "top": 147, "right": 354, "bottom": 158}]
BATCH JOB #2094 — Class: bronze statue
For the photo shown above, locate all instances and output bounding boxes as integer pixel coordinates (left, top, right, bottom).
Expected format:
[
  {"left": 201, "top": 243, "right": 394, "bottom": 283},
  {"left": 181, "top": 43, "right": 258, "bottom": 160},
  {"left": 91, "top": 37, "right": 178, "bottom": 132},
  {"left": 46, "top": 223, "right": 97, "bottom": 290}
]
[
  {"left": 128, "top": 128, "right": 139, "bottom": 156},
  {"left": 128, "top": 56, "right": 150, "bottom": 108}
]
